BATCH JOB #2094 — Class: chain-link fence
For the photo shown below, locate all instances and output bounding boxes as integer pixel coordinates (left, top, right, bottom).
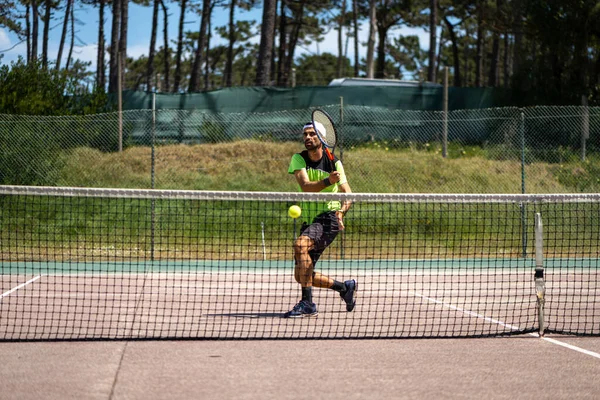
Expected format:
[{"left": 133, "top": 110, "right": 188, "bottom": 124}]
[{"left": 1, "top": 105, "right": 599, "bottom": 193}]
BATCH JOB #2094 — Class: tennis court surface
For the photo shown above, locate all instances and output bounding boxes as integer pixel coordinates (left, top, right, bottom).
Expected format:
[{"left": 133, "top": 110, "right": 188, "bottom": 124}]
[{"left": 2, "top": 186, "right": 600, "bottom": 398}]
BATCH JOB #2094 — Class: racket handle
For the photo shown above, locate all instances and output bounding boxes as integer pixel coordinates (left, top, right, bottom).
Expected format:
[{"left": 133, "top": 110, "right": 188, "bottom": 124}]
[{"left": 325, "top": 148, "right": 336, "bottom": 171}]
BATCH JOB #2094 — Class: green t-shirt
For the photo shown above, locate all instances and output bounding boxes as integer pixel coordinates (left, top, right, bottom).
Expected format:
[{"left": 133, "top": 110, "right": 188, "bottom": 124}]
[{"left": 288, "top": 150, "right": 347, "bottom": 223}]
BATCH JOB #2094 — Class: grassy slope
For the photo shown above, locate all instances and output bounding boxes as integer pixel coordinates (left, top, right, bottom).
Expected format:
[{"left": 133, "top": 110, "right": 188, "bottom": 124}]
[{"left": 60, "top": 140, "right": 595, "bottom": 193}]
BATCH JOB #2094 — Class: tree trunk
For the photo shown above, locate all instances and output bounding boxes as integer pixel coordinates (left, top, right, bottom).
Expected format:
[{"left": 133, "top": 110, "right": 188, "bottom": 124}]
[
  {"left": 276, "top": 0, "right": 286, "bottom": 85},
  {"left": 65, "top": 1, "right": 74, "bottom": 71},
  {"left": 435, "top": 25, "right": 443, "bottom": 81},
  {"left": 190, "top": 0, "right": 211, "bottom": 92},
  {"left": 204, "top": 2, "right": 214, "bottom": 90},
  {"left": 576, "top": 18, "right": 589, "bottom": 93},
  {"left": 283, "top": 1, "right": 305, "bottom": 87},
  {"left": 174, "top": 0, "right": 187, "bottom": 92},
  {"left": 57, "top": 0, "right": 73, "bottom": 71},
  {"left": 443, "top": 16, "right": 460, "bottom": 86},
  {"left": 146, "top": 0, "right": 159, "bottom": 91},
  {"left": 270, "top": 0, "right": 277, "bottom": 84},
  {"left": 352, "top": 0, "right": 359, "bottom": 77},
  {"left": 488, "top": 30, "right": 499, "bottom": 86},
  {"left": 119, "top": 0, "right": 129, "bottom": 90},
  {"left": 366, "top": 0, "right": 376, "bottom": 78},
  {"left": 475, "top": 0, "right": 484, "bottom": 87},
  {"left": 503, "top": 32, "right": 509, "bottom": 88},
  {"left": 255, "top": 0, "right": 276, "bottom": 86},
  {"left": 97, "top": 0, "right": 106, "bottom": 90},
  {"left": 160, "top": 0, "right": 170, "bottom": 92},
  {"left": 427, "top": 0, "right": 437, "bottom": 82},
  {"left": 512, "top": 0, "right": 523, "bottom": 74},
  {"left": 336, "top": 0, "right": 346, "bottom": 77},
  {"left": 224, "top": 0, "right": 236, "bottom": 87},
  {"left": 42, "top": 0, "right": 51, "bottom": 69},
  {"left": 109, "top": 0, "right": 120, "bottom": 93},
  {"left": 464, "top": 25, "right": 470, "bottom": 86},
  {"left": 26, "top": 4, "right": 31, "bottom": 63},
  {"left": 31, "top": 1, "right": 39, "bottom": 62},
  {"left": 375, "top": 25, "right": 386, "bottom": 78}
]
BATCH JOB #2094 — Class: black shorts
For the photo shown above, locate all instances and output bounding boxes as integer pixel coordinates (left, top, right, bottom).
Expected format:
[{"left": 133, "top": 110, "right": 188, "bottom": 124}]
[{"left": 299, "top": 211, "right": 340, "bottom": 265}]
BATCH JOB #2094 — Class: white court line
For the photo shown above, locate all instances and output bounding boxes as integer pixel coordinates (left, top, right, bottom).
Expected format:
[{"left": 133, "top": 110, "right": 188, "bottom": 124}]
[
  {"left": 412, "top": 291, "right": 600, "bottom": 360},
  {"left": 538, "top": 336, "right": 600, "bottom": 359},
  {"left": 0, "top": 275, "right": 43, "bottom": 299},
  {"left": 412, "top": 292, "right": 522, "bottom": 332}
]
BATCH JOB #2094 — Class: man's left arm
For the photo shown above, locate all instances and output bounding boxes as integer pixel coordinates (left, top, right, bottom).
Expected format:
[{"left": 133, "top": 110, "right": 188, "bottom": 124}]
[{"left": 335, "top": 161, "right": 352, "bottom": 228}]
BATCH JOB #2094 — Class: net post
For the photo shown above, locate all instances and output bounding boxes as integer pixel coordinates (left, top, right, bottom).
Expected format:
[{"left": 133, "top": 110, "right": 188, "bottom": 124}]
[{"left": 534, "top": 212, "right": 546, "bottom": 336}]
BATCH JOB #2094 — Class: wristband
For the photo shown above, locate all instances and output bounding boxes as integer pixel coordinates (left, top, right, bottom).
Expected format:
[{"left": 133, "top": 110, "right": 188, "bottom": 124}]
[{"left": 323, "top": 178, "right": 331, "bottom": 187}]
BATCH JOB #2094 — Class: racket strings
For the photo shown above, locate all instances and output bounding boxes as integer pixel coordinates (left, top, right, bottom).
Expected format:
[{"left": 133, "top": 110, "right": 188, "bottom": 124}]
[{"left": 313, "top": 111, "right": 337, "bottom": 147}]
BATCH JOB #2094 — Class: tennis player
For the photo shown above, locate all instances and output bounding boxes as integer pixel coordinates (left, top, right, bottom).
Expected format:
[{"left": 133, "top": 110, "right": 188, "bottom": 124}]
[{"left": 283, "top": 121, "right": 356, "bottom": 318}]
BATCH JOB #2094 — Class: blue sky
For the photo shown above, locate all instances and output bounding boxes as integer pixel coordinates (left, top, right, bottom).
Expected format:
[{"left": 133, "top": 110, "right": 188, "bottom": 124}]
[{"left": 0, "top": 2, "right": 430, "bottom": 78}]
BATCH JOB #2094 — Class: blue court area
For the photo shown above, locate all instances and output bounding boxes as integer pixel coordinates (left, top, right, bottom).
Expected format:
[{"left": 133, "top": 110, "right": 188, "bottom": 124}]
[{"left": 2, "top": 257, "right": 599, "bottom": 274}]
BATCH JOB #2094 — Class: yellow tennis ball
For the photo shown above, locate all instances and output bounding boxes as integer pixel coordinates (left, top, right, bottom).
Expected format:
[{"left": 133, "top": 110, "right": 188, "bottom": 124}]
[{"left": 288, "top": 205, "right": 302, "bottom": 219}]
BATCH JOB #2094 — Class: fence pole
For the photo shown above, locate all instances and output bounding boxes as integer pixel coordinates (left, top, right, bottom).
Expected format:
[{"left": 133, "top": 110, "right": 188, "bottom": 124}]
[
  {"left": 339, "top": 96, "right": 345, "bottom": 260},
  {"left": 582, "top": 95, "right": 589, "bottom": 162},
  {"left": 151, "top": 92, "right": 156, "bottom": 262},
  {"left": 521, "top": 111, "right": 526, "bottom": 194},
  {"left": 443, "top": 66, "right": 448, "bottom": 158},
  {"left": 152, "top": 93, "right": 156, "bottom": 189},
  {"left": 339, "top": 96, "right": 344, "bottom": 163},
  {"left": 117, "top": 51, "right": 123, "bottom": 152},
  {"left": 520, "top": 111, "right": 527, "bottom": 258}
]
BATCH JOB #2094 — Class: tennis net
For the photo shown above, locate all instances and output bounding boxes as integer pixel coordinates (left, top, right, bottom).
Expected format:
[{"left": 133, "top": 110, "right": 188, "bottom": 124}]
[{"left": 0, "top": 186, "right": 598, "bottom": 340}]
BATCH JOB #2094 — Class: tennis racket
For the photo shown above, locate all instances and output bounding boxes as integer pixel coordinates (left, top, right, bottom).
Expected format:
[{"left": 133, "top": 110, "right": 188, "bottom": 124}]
[{"left": 311, "top": 109, "right": 338, "bottom": 171}]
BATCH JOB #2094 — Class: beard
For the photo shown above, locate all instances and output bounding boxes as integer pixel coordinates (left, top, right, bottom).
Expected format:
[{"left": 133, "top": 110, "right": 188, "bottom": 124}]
[{"left": 305, "top": 140, "right": 319, "bottom": 150}]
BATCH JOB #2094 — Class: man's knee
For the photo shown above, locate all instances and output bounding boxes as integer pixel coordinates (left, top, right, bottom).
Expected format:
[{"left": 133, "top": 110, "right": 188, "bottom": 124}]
[
  {"left": 294, "top": 267, "right": 315, "bottom": 284},
  {"left": 294, "top": 236, "right": 313, "bottom": 255}
]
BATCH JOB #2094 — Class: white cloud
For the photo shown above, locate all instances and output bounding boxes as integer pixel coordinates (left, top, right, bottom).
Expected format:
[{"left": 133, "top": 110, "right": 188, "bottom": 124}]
[
  {"left": 293, "top": 22, "right": 436, "bottom": 80},
  {"left": 127, "top": 44, "right": 149, "bottom": 60},
  {"left": 0, "top": 28, "right": 28, "bottom": 65},
  {"left": 72, "top": 44, "right": 99, "bottom": 68},
  {"left": 300, "top": 22, "right": 432, "bottom": 60},
  {"left": 0, "top": 28, "right": 11, "bottom": 49}
]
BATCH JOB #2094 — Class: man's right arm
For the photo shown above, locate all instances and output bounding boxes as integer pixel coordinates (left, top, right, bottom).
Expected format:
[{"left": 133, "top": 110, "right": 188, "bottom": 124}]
[{"left": 294, "top": 169, "right": 336, "bottom": 192}]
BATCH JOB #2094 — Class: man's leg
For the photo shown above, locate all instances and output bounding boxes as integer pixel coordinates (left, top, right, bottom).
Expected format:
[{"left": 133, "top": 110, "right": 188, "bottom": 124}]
[
  {"left": 294, "top": 235, "right": 315, "bottom": 303},
  {"left": 283, "top": 236, "right": 318, "bottom": 318},
  {"left": 310, "top": 213, "right": 357, "bottom": 312},
  {"left": 314, "top": 272, "right": 357, "bottom": 312}
]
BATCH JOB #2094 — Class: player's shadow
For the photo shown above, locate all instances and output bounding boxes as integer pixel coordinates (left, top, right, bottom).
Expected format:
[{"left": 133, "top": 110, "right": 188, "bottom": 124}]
[
  {"left": 206, "top": 312, "right": 284, "bottom": 318},
  {"left": 207, "top": 310, "right": 346, "bottom": 318}
]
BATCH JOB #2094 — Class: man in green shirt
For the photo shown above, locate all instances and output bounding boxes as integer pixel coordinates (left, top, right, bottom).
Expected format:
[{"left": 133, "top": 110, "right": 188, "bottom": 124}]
[{"left": 283, "top": 121, "right": 356, "bottom": 318}]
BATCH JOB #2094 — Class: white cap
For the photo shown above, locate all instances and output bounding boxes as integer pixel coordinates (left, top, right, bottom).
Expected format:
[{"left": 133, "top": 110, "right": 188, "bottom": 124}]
[{"left": 303, "top": 122, "right": 326, "bottom": 138}]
